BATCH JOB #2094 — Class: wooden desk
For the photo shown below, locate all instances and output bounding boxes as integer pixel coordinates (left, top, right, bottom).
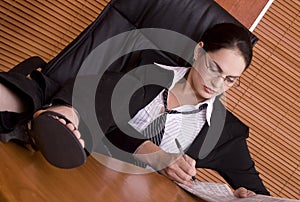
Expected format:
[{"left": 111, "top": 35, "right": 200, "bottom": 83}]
[{"left": 0, "top": 142, "right": 200, "bottom": 202}]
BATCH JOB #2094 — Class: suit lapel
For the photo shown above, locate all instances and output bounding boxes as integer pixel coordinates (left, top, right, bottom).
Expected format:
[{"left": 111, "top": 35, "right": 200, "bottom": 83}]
[
  {"left": 129, "top": 65, "right": 174, "bottom": 116},
  {"left": 186, "top": 122, "right": 209, "bottom": 159}
]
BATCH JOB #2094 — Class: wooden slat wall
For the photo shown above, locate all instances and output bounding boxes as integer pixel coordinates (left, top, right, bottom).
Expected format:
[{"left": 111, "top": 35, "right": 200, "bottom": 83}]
[
  {"left": 215, "top": 0, "right": 269, "bottom": 28},
  {"left": 0, "top": 0, "right": 109, "bottom": 72},
  {"left": 244, "top": 0, "right": 299, "bottom": 198},
  {"left": 0, "top": 0, "right": 299, "bottom": 200},
  {"left": 199, "top": 0, "right": 299, "bottom": 199}
]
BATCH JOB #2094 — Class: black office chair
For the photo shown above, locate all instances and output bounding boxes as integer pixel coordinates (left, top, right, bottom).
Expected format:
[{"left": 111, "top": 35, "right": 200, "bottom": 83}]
[
  {"left": 3, "top": 0, "right": 258, "bottom": 147},
  {"left": 9, "top": 0, "right": 257, "bottom": 82}
]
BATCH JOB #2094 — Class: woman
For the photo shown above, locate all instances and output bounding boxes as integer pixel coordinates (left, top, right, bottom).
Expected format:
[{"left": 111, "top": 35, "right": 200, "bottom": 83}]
[
  {"left": 0, "top": 23, "right": 269, "bottom": 197},
  {"left": 102, "top": 23, "right": 269, "bottom": 197}
]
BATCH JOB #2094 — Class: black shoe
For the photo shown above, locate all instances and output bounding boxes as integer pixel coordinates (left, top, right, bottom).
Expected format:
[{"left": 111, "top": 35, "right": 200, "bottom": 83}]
[
  {"left": 0, "top": 111, "right": 30, "bottom": 143},
  {"left": 30, "top": 111, "right": 87, "bottom": 168}
]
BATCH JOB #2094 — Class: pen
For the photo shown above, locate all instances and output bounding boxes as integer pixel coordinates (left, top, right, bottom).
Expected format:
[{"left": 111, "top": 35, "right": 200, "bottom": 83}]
[{"left": 175, "top": 138, "right": 196, "bottom": 181}]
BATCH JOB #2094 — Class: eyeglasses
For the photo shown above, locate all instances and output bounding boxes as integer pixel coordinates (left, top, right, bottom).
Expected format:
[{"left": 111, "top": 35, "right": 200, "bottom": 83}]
[{"left": 200, "top": 51, "right": 241, "bottom": 87}]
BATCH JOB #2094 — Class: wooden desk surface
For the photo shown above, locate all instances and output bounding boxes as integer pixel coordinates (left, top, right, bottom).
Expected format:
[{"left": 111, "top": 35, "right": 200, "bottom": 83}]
[{"left": 0, "top": 142, "right": 200, "bottom": 202}]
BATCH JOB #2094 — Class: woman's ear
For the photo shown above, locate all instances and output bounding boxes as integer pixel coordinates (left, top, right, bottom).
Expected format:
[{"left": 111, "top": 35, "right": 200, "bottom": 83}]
[{"left": 194, "top": 42, "right": 204, "bottom": 61}]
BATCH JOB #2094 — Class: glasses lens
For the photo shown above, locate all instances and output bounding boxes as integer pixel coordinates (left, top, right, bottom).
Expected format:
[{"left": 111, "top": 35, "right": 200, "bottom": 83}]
[
  {"left": 225, "top": 77, "right": 240, "bottom": 87},
  {"left": 203, "top": 54, "right": 219, "bottom": 75},
  {"left": 203, "top": 51, "right": 241, "bottom": 87}
]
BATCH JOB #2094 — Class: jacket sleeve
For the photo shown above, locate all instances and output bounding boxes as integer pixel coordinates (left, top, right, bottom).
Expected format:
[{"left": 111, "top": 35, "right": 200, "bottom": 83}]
[
  {"left": 215, "top": 136, "right": 270, "bottom": 195},
  {"left": 98, "top": 66, "right": 174, "bottom": 156},
  {"left": 95, "top": 70, "right": 149, "bottom": 154},
  {"left": 105, "top": 125, "right": 147, "bottom": 153}
]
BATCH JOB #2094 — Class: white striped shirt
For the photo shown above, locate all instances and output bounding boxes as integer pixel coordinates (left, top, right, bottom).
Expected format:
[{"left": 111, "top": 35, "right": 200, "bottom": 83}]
[{"left": 129, "top": 63, "right": 215, "bottom": 153}]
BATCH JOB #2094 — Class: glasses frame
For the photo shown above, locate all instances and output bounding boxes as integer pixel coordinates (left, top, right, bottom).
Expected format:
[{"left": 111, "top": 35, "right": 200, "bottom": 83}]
[{"left": 199, "top": 50, "right": 241, "bottom": 87}]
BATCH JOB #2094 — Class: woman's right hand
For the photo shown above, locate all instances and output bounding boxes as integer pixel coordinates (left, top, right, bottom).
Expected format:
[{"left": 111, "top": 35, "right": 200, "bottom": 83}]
[
  {"left": 157, "top": 152, "right": 197, "bottom": 187},
  {"left": 134, "top": 141, "right": 196, "bottom": 187}
]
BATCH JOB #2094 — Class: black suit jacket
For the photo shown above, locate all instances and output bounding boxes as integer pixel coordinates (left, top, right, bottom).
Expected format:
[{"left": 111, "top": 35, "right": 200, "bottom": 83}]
[{"left": 92, "top": 65, "right": 269, "bottom": 195}]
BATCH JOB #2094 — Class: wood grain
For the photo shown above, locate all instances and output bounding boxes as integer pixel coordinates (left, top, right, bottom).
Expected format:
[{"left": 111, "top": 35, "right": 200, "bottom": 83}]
[{"left": 0, "top": 142, "right": 199, "bottom": 202}]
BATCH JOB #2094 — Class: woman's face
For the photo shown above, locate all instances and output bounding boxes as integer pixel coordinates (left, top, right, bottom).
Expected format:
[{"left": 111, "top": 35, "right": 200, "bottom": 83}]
[{"left": 189, "top": 47, "right": 246, "bottom": 101}]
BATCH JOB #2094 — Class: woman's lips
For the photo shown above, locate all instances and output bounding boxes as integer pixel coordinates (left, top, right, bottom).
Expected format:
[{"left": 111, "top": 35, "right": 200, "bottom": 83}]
[{"left": 204, "top": 86, "right": 216, "bottom": 94}]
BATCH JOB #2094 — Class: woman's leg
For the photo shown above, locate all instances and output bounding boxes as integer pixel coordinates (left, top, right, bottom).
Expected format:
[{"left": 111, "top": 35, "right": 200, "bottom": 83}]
[
  {"left": 0, "top": 73, "right": 86, "bottom": 168},
  {"left": 0, "top": 83, "right": 28, "bottom": 113},
  {"left": 0, "top": 83, "right": 30, "bottom": 135}
]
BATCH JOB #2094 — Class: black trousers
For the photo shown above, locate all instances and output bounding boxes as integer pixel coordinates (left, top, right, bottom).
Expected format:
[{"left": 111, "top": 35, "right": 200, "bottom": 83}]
[
  {"left": 0, "top": 70, "right": 70, "bottom": 140},
  {"left": 0, "top": 70, "right": 107, "bottom": 154}
]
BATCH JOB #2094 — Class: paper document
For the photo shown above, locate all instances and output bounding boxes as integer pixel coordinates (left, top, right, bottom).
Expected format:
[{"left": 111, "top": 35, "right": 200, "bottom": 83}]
[{"left": 176, "top": 181, "right": 299, "bottom": 202}]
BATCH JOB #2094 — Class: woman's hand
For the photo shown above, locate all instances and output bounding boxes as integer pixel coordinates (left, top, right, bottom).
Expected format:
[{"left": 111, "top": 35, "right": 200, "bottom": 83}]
[
  {"left": 158, "top": 152, "right": 196, "bottom": 188},
  {"left": 133, "top": 141, "right": 196, "bottom": 187},
  {"left": 234, "top": 187, "right": 256, "bottom": 198}
]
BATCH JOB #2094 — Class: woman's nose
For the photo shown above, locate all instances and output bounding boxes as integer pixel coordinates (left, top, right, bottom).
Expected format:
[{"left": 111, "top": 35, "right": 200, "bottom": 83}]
[{"left": 211, "top": 76, "right": 224, "bottom": 88}]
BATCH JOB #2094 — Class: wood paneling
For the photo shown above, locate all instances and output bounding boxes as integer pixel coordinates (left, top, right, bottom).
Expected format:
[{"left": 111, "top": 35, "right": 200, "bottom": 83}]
[
  {"left": 0, "top": 0, "right": 109, "bottom": 72},
  {"left": 216, "top": 0, "right": 270, "bottom": 28},
  {"left": 221, "top": 0, "right": 300, "bottom": 199}
]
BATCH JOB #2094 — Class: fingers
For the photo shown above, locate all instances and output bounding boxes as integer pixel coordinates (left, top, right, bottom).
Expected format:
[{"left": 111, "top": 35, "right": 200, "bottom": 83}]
[
  {"left": 137, "top": 149, "right": 197, "bottom": 186},
  {"left": 179, "top": 155, "right": 196, "bottom": 178},
  {"left": 185, "top": 154, "right": 196, "bottom": 169},
  {"left": 234, "top": 187, "right": 256, "bottom": 198},
  {"left": 159, "top": 168, "right": 194, "bottom": 188},
  {"left": 159, "top": 154, "right": 196, "bottom": 187}
]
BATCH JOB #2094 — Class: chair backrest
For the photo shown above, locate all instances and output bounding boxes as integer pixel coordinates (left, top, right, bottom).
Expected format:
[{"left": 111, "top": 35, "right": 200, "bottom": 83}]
[{"left": 43, "top": 0, "right": 258, "bottom": 85}]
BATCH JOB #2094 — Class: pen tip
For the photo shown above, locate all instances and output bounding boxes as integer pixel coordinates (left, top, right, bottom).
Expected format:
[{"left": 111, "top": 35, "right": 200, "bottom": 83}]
[{"left": 175, "top": 138, "right": 180, "bottom": 148}]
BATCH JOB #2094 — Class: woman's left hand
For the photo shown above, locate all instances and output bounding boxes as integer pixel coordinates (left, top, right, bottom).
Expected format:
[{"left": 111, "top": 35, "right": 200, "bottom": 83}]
[{"left": 234, "top": 187, "right": 256, "bottom": 198}]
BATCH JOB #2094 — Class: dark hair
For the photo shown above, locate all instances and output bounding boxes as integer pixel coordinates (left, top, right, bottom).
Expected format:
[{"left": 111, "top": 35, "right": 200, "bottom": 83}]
[{"left": 202, "top": 23, "right": 253, "bottom": 69}]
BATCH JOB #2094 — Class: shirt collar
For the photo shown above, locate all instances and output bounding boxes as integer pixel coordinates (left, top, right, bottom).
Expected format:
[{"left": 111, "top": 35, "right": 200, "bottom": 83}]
[{"left": 154, "top": 62, "right": 215, "bottom": 126}]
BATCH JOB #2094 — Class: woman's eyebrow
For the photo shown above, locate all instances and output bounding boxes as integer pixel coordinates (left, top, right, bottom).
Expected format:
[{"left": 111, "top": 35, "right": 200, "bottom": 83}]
[
  {"left": 212, "top": 60, "right": 240, "bottom": 78},
  {"left": 227, "top": 75, "right": 240, "bottom": 79},
  {"left": 213, "top": 60, "right": 223, "bottom": 72}
]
